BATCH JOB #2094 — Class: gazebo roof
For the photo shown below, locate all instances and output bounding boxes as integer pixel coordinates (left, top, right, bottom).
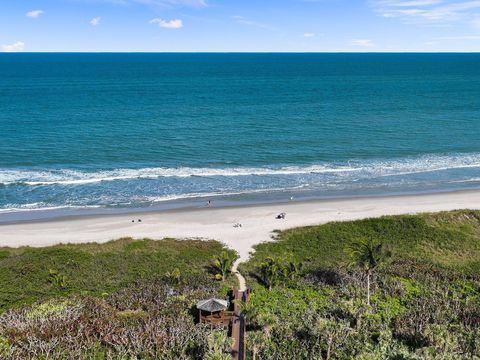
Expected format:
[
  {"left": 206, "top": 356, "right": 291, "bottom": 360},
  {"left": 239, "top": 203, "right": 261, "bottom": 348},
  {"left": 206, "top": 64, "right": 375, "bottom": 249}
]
[{"left": 196, "top": 298, "right": 229, "bottom": 313}]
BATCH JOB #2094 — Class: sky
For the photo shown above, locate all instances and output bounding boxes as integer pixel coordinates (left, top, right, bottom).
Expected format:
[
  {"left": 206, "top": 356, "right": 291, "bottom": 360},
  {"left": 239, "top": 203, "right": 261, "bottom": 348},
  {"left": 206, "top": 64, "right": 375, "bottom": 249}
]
[{"left": 2, "top": 0, "right": 480, "bottom": 52}]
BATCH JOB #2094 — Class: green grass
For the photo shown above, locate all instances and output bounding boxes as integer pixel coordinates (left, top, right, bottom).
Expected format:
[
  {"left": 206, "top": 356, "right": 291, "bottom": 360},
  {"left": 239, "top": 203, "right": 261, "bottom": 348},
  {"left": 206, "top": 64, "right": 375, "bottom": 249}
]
[
  {"left": 242, "top": 210, "right": 480, "bottom": 277},
  {"left": 0, "top": 237, "right": 236, "bottom": 312}
]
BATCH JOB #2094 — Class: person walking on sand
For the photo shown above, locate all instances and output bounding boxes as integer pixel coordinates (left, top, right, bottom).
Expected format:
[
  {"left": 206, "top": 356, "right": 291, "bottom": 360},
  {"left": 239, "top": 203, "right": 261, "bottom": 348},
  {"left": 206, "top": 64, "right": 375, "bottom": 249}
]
[{"left": 207, "top": 200, "right": 212, "bottom": 207}]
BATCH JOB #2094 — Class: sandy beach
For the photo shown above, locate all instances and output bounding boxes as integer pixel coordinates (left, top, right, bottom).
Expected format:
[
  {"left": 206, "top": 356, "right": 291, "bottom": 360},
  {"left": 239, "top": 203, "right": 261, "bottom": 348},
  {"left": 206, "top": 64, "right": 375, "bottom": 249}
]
[{"left": 1, "top": 190, "right": 480, "bottom": 261}]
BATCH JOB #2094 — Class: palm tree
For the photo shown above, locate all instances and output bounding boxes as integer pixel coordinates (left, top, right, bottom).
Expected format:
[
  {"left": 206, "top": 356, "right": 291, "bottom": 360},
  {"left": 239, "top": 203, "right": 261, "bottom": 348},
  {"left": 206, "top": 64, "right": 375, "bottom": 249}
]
[
  {"left": 281, "top": 260, "right": 302, "bottom": 282},
  {"left": 247, "top": 331, "right": 265, "bottom": 360},
  {"left": 259, "top": 258, "right": 280, "bottom": 290},
  {"left": 347, "top": 239, "right": 390, "bottom": 306},
  {"left": 235, "top": 299, "right": 277, "bottom": 329},
  {"left": 212, "top": 251, "right": 236, "bottom": 281},
  {"left": 206, "top": 331, "right": 232, "bottom": 360}
]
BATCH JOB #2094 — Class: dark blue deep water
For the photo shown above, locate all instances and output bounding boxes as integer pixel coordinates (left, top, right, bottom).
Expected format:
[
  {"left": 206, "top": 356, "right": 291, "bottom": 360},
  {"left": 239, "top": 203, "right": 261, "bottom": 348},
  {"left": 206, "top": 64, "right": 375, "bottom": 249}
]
[{"left": 1, "top": 53, "right": 480, "bottom": 218}]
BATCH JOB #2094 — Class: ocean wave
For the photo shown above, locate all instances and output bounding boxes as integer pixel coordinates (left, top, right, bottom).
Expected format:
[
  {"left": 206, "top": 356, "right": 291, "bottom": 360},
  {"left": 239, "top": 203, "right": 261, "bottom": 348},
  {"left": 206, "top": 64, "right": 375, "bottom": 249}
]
[
  {"left": 0, "top": 185, "right": 309, "bottom": 213},
  {"left": 0, "top": 165, "right": 359, "bottom": 186},
  {"left": 1, "top": 153, "right": 480, "bottom": 187},
  {"left": 140, "top": 185, "right": 310, "bottom": 203},
  {"left": 0, "top": 203, "right": 102, "bottom": 214},
  {"left": 448, "top": 178, "right": 480, "bottom": 184}
]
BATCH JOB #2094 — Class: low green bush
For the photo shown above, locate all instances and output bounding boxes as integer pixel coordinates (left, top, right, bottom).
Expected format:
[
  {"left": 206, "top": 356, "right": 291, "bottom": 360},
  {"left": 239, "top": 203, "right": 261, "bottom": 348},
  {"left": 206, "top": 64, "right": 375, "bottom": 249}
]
[
  {"left": 0, "top": 237, "right": 236, "bottom": 312},
  {"left": 242, "top": 210, "right": 480, "bottom": 359}
]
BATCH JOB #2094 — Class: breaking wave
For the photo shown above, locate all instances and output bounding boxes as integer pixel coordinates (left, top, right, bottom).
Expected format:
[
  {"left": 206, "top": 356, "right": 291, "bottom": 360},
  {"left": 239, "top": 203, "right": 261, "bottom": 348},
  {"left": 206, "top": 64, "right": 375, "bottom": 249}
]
[
  {"left": 2, "top": 153, "right": 480, "bottom": 215},
  {"left": 1, "top": 153, "right": 480, "bottom": 187}
]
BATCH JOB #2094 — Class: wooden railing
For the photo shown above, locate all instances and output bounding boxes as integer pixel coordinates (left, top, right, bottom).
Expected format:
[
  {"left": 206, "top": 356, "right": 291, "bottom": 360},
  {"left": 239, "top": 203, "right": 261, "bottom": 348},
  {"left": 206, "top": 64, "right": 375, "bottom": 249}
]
[{"left": 200, "top": 311, "right": 234, "bottom": 326}]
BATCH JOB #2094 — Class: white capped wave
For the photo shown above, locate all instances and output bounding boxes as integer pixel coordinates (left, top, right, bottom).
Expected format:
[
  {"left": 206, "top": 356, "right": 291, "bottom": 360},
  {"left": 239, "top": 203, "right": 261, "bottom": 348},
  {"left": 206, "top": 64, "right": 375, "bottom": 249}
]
[
  {"left": 0, "top": 203, "right": 102, "bottom": 214},
  {"left": 1, "top": 153, "right": 480, "bottom": 187},
  {"left": 0, "top": 165, "right": 359, "bottom": 186},
  {"left": 448, "top": 178, "right": 480, "bottom": 184}
]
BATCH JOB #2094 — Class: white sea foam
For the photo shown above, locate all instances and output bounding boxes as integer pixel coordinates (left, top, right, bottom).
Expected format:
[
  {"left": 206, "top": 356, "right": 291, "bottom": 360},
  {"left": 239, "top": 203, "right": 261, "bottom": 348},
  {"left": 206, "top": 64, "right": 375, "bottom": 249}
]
[
  {"left": 0, "top": 204, "right": 101, "bottom": 214},
  {"left": 140, "top": 185, "right": 310, "bottom": 203},
  {"left": 0, "top": 186, "right": 309, "bottom": 213},
  {"left": 448, "top": 178, "right": 480, "bottom": 184},
  {"left": 0, "top": 165, "right": 359, "bottom": 186},
  {"left": 1, "top": 153, "right": 480, "bottom": 187},
  {"left": 2, "top": 152, "right": 480, "bottom": 214}
]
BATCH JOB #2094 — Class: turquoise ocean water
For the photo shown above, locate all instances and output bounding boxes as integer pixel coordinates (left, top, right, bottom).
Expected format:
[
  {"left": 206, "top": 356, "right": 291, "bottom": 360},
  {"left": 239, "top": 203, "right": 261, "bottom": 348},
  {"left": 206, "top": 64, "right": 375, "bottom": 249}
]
[{"left": 1, "top": 53, "right": 480, "bottom": 221}]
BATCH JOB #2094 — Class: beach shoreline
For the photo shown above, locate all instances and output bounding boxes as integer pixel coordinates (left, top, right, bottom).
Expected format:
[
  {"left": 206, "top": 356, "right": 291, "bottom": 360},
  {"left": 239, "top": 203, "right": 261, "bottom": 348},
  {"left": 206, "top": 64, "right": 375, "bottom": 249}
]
[
  {"left": 2, "top": 189, "right": 480, "bottom": 261},
  {"left": 2, "top": 187, "right": 480, "bottom": 225}
]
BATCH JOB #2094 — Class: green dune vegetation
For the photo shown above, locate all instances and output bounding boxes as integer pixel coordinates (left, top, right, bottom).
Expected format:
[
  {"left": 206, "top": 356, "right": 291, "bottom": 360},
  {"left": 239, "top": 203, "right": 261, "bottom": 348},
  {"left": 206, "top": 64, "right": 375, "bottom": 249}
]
[
  {"left": 1, "top": 210, "right": 480, "bottom": 359},
  {"left": 0, "top": 238, "right": 237, "bottom": 359},
  {"left": 240, "top": 210, "right": 480, "bottom": 359}
]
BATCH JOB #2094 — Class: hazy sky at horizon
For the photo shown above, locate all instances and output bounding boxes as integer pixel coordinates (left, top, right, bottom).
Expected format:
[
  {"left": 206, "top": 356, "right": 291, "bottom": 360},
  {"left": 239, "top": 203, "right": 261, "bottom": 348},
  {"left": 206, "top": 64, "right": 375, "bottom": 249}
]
[{"left": 2, "top": 0, "right": 480, "bottom": 52}]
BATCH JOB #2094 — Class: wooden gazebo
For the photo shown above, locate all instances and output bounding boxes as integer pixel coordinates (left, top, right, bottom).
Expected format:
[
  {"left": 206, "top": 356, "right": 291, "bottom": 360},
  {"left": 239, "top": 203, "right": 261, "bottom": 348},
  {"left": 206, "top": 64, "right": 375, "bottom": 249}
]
[{"left": 197, "top": 298, "right": 233, "bottom": 326}]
